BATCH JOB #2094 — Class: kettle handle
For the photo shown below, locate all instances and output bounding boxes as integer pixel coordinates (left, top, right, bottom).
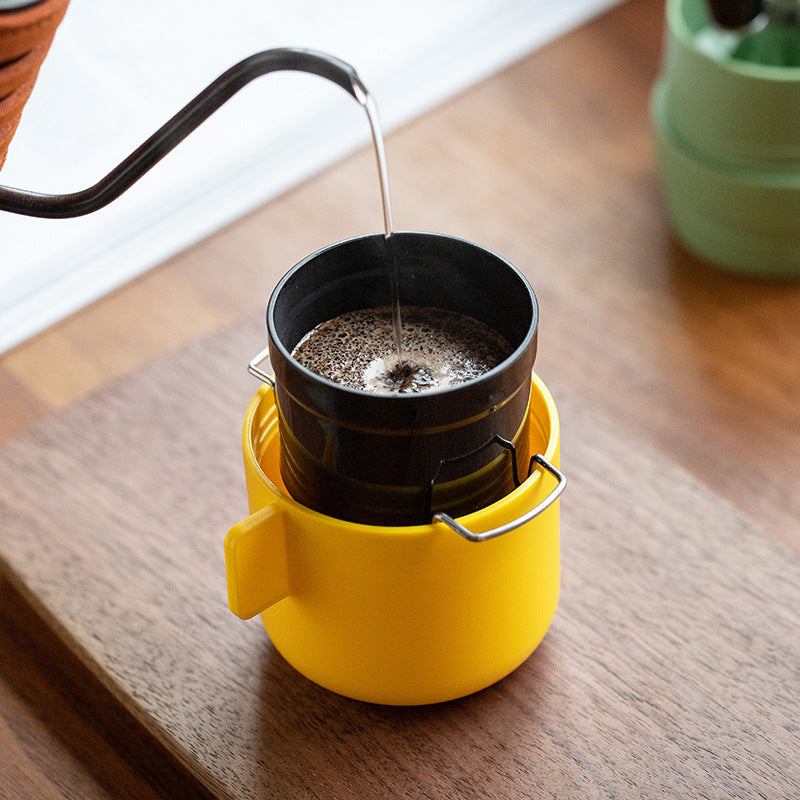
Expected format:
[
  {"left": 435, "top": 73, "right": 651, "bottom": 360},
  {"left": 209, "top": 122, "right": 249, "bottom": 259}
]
[
  {"left": 433, "top": 454, "right": 566, "bottom": 543},
  {"left": 0, "top": 48, "right": 368, "bottom": 218}
]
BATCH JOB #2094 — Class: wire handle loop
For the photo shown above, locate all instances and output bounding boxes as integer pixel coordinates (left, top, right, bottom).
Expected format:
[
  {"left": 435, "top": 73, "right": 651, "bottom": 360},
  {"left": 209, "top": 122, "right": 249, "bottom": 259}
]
[{"left": 433, "top": 454, "right": 565, "bottom": 542}]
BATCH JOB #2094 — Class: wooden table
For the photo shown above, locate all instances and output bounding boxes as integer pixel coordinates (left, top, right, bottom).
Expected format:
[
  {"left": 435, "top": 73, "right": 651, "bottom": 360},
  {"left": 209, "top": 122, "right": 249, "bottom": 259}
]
[{"left": 1, "top": 1, "right": 798, "bottom": 797}]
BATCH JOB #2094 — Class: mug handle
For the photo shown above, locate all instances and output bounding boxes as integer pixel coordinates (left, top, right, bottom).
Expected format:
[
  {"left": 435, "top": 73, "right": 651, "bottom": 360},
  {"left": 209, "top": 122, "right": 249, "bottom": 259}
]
[{"left": 224, "top": 505, "right": 290, "bottom": 619}]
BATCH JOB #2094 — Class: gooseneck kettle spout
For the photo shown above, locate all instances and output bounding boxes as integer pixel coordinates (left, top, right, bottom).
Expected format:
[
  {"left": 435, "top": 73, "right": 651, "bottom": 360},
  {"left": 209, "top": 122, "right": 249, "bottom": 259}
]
[{"left": 0, "top": 47, "right": 369, "bottom": 218}]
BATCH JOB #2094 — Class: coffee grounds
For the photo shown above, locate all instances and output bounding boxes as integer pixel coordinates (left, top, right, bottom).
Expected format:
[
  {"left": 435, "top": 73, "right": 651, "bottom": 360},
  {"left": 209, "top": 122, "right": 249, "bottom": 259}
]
[{"left": 291, "top": 306, "right": 512, "bottom": 393}]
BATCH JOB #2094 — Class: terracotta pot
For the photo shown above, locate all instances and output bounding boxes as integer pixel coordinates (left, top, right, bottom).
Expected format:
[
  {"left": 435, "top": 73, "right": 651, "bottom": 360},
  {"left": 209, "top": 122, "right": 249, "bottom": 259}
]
[
  {"left": 0, "top": 0, "right": 70, "bottom": 169},
  {"left": 0, "top": 70, "right": 36, "bottom": 123},
  {"left": 0, "top": 70, "right": 36, "bottom": 169},
  {"left": 0, "top": 38, "right": 49, "bottom": 96},
  {"left": 0, "top": 118, "right": 17, "bottom": 169},
  {"left": 0, "top": 0, "right": 69, "bottom": 62}
]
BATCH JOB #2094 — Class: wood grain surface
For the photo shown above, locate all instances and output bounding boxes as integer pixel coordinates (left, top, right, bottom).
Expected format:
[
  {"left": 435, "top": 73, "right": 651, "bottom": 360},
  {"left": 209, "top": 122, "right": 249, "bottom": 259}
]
[
  {"left": 1, "top": 0, "right": 799, "bottom": 797},
  {"left": 1, "top": 316, "right": 798, "bottom": 800}
]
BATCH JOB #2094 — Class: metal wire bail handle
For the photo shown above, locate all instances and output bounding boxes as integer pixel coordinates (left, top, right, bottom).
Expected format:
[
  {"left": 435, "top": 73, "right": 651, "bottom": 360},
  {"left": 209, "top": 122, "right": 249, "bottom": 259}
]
[
  {"left": 248, "top": 347, "right": 275, "bottom": 389},
  {"left": 433, "top": 455, "right": 566, "bottom": 543}
]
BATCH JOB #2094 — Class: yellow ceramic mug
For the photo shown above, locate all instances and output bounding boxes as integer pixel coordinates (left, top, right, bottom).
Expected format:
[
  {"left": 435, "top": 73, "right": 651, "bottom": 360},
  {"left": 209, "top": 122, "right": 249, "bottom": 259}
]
[{"left": 225, "top": 372, "right": 563, "bottom": 705}]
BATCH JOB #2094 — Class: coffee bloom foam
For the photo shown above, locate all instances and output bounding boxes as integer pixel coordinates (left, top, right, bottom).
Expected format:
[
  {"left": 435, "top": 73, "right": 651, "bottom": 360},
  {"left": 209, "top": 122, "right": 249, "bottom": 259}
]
[{"left": 291, "top": 306, "right": 511, "bottom": 394}]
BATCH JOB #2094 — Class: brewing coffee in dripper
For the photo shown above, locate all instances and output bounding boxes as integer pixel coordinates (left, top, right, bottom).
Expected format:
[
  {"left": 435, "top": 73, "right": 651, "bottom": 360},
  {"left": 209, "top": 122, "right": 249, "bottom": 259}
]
[
  {"left": 291, "top": 305, "right": 514, "bottom": 394},
  {"left": 0, "top": 37, "right": 566, "bottom": 703},
  {"left": 0, "top": 43, "right": 543, "bottom": 526},
  {"left": 261, "top": 230, "right": 539, "bottom": 526}
]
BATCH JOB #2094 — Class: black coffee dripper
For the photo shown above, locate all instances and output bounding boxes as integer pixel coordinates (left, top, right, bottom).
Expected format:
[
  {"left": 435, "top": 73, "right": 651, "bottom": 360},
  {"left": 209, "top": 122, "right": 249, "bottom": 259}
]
[{"left": 263, "top": 231, "right": 540, "bottom": 526}]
